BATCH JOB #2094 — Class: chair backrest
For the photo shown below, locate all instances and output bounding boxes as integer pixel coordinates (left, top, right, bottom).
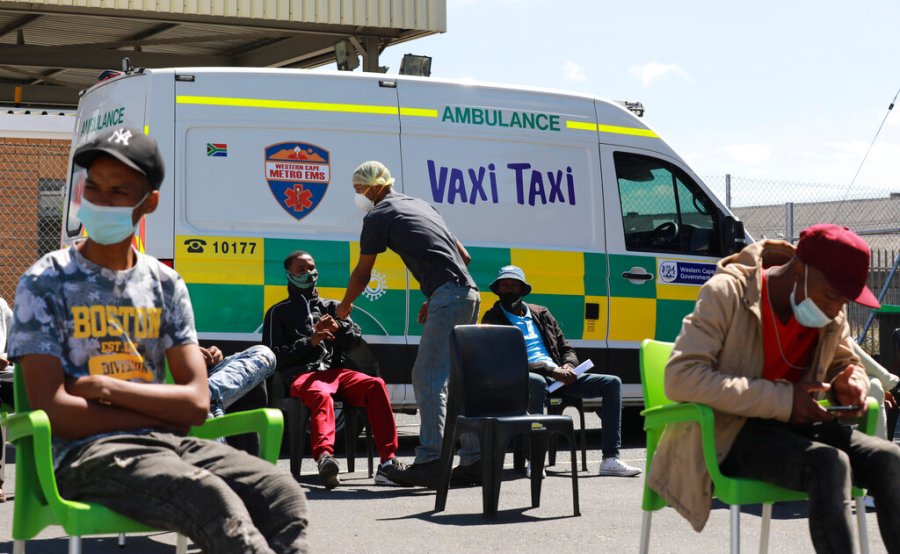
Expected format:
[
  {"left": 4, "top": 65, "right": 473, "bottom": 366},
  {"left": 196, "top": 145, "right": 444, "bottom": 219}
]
[
  {"left": 639, "top": 339, "right": 675, "bottom": 410},
  {"left": 449, "top": 325, "right": 529, "bottom": 418}
]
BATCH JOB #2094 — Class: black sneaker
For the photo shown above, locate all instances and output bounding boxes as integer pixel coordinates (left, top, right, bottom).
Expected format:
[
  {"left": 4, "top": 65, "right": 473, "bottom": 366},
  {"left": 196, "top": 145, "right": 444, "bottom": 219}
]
[
  {"left": 450, "top": 459, "right": 483, "bottom": 487},
  {"left": 316, "top": 453, "right": 341, "bottom": 489},
  {"left": 375, "top": 458, "right": 414, "bottom": 487},
  {"left": 398, "top": 459, "right": 442, "bottom": 489}
]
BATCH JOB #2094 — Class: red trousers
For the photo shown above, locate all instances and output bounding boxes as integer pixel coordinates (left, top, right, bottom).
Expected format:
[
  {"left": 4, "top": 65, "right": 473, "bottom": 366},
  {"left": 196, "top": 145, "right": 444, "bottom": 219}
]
[{"left": 290, "top": 368, "right": 398, "bottom": 462}]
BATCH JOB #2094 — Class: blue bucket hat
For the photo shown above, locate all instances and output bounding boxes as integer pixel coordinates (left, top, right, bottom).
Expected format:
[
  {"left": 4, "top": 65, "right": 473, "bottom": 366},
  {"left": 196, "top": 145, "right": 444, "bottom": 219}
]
[{"left": 489, "top": 265, "right": 532, "bottom": 295}]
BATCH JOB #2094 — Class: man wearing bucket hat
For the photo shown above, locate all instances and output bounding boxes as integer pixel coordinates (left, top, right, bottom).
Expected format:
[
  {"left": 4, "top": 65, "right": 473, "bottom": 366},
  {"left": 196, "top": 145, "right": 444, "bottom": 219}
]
[
  {"left": 337, "top": 161, "right": 481, "bottom": 488},
  {"left": 648, "top": 224, "right": 900, "bottom": 551},
  {"left": 482, "top": 265, "right": 642, "bottom": 477}
]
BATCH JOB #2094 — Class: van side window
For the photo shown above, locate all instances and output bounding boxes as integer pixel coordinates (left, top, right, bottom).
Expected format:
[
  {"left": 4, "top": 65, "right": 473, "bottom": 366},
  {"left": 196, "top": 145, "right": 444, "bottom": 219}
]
[{"left": 614, "top": 152, "right": 719, "bottom": 255}]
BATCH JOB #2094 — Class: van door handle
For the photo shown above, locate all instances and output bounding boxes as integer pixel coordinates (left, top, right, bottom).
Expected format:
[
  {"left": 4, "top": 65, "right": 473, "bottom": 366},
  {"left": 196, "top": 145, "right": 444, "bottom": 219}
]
[{"left": 622, "top": 268, "right": 654, "bottom": 283}]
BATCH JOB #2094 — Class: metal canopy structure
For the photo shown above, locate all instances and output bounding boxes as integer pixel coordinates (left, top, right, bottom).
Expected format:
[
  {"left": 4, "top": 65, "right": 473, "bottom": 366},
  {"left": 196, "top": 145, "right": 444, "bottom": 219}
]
[{"left": 0, "top": 0, "right": 446, "bottom": 107}]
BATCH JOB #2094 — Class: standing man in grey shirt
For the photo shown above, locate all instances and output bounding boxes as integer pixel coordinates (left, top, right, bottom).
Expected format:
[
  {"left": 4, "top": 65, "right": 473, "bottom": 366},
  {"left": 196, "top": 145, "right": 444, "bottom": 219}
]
[{"left": 337, "top": 161, "right": 481, "bottom": 488}]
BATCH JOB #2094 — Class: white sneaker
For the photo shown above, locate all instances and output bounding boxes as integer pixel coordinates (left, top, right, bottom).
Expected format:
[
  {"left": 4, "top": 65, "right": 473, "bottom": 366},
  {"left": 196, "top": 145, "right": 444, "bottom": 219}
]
[
  {"left": 598, "top": 457, "right": 641, "bottom": 477},
  {"left": 526, "top": 460, "right": 546, "bottom": 478}
]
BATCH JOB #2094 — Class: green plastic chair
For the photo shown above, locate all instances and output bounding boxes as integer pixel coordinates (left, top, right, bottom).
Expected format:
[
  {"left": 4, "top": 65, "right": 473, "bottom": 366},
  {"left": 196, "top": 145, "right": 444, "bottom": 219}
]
[
  {"left": 2, "top": 365, "right": 284, "bottom": 554},
  {"left": 639, "top": 339, "right": 876, "bottom": 554}
]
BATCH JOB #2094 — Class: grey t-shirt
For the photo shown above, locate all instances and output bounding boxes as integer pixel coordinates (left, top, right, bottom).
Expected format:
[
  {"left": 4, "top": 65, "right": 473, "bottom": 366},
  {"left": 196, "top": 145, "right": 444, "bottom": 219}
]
[
  {"left": 360, "top": 191, "right": 476, "bottom": 297},
  {"left": 7, "top": 245, "right": 197, "bottom": 464}
]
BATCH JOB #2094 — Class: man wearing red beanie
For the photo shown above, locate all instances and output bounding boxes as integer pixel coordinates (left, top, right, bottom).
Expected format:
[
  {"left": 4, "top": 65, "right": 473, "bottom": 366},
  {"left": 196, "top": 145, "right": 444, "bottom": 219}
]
[{"left": 647, "top": 224, "right": 900, "bottom": 552}]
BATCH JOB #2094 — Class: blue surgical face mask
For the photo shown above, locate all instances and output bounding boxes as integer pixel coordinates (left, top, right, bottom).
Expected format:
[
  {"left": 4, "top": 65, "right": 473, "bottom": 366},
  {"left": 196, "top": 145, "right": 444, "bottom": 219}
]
[
  {"left": 77, "top": 193, "right": 148, "bottom": 245},
  {"left": 287, "top": 270, "right": 318, "bottom": 289},
  {"left": 789, "top": 266, "right": 833, "bottom": 328}
]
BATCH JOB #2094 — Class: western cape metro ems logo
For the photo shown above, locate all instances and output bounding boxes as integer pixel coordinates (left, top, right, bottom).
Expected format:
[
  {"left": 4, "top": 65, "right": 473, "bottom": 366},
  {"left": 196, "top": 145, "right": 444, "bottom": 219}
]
[{"left": 264, "top": 142, "right": 330, "bottom": 220}]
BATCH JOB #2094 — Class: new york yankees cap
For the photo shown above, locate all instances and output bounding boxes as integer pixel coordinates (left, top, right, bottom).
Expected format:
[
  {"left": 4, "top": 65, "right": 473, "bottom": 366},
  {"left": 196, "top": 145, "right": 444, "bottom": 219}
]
[{"left": 73, "top": 127, "right": 165, "bottom": 190}]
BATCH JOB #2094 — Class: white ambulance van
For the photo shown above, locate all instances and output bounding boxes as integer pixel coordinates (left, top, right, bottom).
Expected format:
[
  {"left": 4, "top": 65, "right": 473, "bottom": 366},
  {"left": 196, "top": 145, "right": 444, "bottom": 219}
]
[{"left": 61, "top": 67, "right": 747, "bottom": 408}]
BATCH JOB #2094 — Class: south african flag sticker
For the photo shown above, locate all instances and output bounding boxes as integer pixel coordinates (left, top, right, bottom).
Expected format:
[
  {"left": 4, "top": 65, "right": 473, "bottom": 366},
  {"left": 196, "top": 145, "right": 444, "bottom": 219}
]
[{"left": 207, "top": 143, "right": 227, "bottom": 157}]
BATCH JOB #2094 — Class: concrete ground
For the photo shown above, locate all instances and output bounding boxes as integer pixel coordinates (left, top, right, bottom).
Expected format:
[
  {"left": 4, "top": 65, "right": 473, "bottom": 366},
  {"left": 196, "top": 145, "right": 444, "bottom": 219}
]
[{"left": 0, "top": 410, "right": 893, "bottom": 553}]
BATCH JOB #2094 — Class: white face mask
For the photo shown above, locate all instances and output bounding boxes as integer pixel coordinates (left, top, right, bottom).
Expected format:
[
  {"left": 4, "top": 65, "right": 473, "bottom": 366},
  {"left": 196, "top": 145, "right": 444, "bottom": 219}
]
[
  {"left": 355, "top": 192, "right": 375, "bottom": 212},
  {"left": 789, "top": 266, "right": 833, "bottom": 328}
]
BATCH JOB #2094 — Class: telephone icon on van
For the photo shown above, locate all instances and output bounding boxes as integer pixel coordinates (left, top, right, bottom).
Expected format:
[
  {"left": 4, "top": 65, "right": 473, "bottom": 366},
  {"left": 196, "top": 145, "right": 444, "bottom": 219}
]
[{"left": 184, "top": 238, "right": 207, "bottom": 253}]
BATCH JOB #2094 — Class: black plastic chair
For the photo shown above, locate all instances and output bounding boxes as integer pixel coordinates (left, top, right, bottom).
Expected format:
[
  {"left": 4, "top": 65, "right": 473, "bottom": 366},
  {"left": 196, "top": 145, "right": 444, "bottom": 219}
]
[
  {"left": 546, "top": 395, "right": 589, "bottom": 471},
  {"left": 282, "top": 395, "right": 374, "bottom": 478},
  {"left": 435, "top": 325, "right": 580, "bottom": 518},
  {"left": 277, "top": 338, "right": 381, "bottom": 478}
]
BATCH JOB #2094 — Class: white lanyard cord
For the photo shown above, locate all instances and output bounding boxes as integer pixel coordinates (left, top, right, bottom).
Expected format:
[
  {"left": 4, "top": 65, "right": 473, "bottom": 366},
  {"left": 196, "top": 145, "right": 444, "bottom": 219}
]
[{"left": 765, "top": 272, "right": 808, "bottom": 371}]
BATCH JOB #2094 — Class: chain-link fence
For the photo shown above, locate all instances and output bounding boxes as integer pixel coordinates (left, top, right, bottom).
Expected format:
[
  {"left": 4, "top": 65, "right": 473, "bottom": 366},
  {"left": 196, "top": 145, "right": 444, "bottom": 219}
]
[
  {"left": 0, "top": 137, "right": 69, "bottom": 304},
  {"left": 704, "top": 174, "right": 900, "bottom": 357}
]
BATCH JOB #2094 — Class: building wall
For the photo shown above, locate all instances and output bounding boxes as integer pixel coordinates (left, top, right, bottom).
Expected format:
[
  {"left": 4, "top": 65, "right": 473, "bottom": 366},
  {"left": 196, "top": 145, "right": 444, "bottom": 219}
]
[{"left": 0, "top": 136, "right": 71, "bottom": 303}]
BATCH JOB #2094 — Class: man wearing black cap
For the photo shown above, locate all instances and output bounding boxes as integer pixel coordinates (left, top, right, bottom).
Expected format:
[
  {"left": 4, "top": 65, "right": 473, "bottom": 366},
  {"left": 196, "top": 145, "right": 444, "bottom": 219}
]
[
  {"left": 7, "top": 127, "right": 309, "bottom": 552},
  {"left": 647, "top": 224, "right": 900, "bottom": 552}
]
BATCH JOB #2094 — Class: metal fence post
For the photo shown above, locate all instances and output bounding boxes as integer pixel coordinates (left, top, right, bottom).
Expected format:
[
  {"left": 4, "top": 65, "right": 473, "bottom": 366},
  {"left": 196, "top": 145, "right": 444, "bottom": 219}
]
[
  {"left": 785, "top": 202, "right": 794, "bottom": 242},
  {"left": 725, "top": 173, "right": 731, "bottom": 209}
]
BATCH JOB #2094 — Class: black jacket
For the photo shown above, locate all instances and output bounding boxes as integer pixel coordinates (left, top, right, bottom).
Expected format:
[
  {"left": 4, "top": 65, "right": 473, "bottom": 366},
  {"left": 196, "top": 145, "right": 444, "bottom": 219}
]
[
  {"left": 481, "top": 301, "right": 579, "bottom": 376},
  {"left": 262, "top": 287, "right": 362, "bottom": 380}
]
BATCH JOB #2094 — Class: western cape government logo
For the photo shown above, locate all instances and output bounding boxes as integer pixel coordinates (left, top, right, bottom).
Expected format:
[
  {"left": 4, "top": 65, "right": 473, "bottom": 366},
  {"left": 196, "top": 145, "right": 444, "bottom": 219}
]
[{"left": 264, "top": 142, "right": 330, "bottom": 220}]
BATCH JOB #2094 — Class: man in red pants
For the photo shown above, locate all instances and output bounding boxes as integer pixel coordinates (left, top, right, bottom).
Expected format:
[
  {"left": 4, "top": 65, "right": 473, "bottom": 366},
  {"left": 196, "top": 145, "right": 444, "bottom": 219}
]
[{"left": 263, "top": 250, "right": 408, "bottom": 489}]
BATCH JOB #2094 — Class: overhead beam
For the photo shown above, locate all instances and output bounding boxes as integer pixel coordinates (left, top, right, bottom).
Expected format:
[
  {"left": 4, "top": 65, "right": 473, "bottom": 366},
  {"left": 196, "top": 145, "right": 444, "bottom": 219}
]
[
  {"left": 0, "top": 13, "right": 40, "bottom": 39},
  {"left": 233, "top": 34, "right": 337, "bottom": 68},
  {"left": 0, "top": 82, "right": 79, "bottom": 106},
  {"left": 0, "top": 65, "right": 81, "bottom": 87},
  {"left": 0, "top": 5, "right": 406, "bottom": 38},
  {"left": 69, "top": 30, "right": 288, "bottom": 50},
  {"left": 0, "top": 45, "right": 233, "bottom": 70}
]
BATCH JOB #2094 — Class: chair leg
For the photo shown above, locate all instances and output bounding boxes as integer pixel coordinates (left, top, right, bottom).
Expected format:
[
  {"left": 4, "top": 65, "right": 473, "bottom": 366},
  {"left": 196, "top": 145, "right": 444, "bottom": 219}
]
[
  {"left": 639, "top": 511, "right": 653, "bottom": 554},
  {"left": 342, "top": 403, "right": 357, "bottom": 474},
  {"left": 730, "top": 504, "right": 740, "bottom": 554},
  {"left": 68, "top": 536, "right": 82, "bottom": 554},
  {"left": 856, "top": 496, "right": 869, "bottom": 554},
  {"left": 13, "top": 540, "right": 24, "bottom": 554},
  {"left": 578, "top": 408, "right": 587, "bottom": 472},
  {"left": 118, "top": 533, "right": 126, "bottom": 547},
  {"left": 176, "top": 533, "right": 188, "bottom": 554},
  {"left": 434, "top": 421, "right": 460, "bottom": 513},
  {"left": 284, "top": 398, "right": 305, "bottom": 477},
  {"left": 570, "top": 433, "right": 580, "bottom": 517},
  {"left": 482, "top": 424, "right": 503, "bottom": 519},
  {"left": 759, "top": 503, "right": 771, "bottom": 554},
  {"left": 529, "top": 430, "right": 549, "bottom": 509},
  {"left": 363, "top": 411, "right": 374, "bottom": 477}
]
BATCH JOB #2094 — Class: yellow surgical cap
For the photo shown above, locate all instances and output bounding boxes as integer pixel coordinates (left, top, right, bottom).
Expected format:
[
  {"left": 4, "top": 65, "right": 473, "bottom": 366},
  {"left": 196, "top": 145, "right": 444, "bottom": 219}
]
[{"left": 351, "top": 160, "right": 395, "bottom": 188}]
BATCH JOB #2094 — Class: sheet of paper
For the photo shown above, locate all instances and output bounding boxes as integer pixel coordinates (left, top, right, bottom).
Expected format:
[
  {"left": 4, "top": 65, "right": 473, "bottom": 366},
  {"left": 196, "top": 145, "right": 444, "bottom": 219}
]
[{"left": 546, "top": 359, "right": 594, "bottom": 393}]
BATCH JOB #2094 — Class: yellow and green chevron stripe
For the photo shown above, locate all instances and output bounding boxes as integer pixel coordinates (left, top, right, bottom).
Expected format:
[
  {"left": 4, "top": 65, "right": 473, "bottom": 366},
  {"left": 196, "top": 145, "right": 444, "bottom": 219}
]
[{"left": 176, "top": 236, "right": 701, "bottom": 341}]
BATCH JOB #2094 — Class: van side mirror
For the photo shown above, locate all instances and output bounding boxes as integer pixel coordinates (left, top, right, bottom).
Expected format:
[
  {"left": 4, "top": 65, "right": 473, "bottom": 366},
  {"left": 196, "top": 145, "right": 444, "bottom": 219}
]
[{"left": 721, "top": 216, "right": 747, "bottom": 255}]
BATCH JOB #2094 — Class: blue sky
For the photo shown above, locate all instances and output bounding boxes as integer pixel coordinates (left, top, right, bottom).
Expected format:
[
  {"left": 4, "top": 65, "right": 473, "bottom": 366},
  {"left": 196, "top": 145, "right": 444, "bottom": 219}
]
[{"left": 366, "top": 0, "right": 900, "bottom": 199}]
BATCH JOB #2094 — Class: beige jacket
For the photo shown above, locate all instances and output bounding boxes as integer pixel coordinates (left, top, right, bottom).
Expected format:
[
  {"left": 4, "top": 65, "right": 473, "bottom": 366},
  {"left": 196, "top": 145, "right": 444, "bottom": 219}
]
[{"left": 646, "top": 239, "right": 864, "bottom": 531}]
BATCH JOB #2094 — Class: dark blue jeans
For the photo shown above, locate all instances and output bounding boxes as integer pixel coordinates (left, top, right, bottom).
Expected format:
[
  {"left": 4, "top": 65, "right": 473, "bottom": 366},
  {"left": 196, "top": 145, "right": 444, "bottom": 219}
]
[
  {"left": 56, "top": 432, "right": 309, "bottom": 553},
  {"left": 528, "top": 372, "right": 623, "bottom": 458},
  {"left": 721, "top": 418, "right": 900, "bottom": 553}
]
